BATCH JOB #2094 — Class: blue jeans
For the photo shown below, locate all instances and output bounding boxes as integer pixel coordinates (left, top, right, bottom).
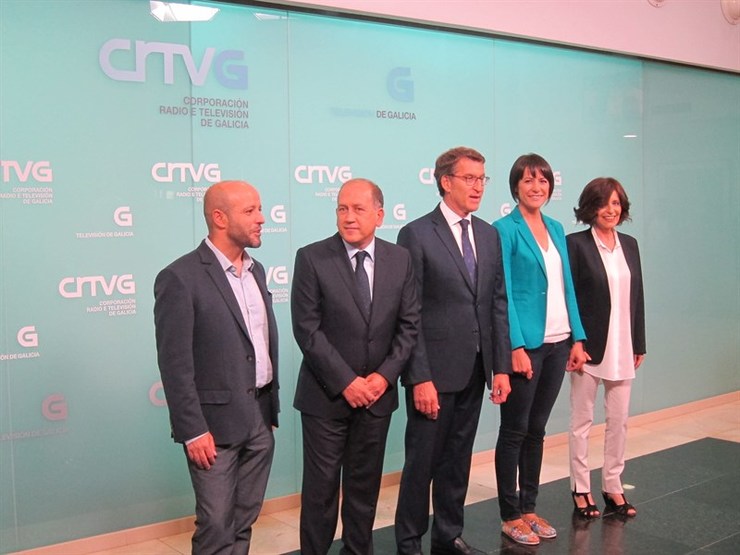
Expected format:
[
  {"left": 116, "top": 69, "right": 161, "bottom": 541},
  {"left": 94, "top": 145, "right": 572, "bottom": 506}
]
[{"left": 495, "top": 339, "right": 570, "bottom": 521}]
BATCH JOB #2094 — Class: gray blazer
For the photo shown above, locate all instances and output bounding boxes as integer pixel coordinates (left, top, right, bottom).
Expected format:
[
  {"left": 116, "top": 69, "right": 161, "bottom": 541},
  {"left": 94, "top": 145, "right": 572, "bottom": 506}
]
[{"left": 154, "top": 240, "right": 279, "bottom": 444}]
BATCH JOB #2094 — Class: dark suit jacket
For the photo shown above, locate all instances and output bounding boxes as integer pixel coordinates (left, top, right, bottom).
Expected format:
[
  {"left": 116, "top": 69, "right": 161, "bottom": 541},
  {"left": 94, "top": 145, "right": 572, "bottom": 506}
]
[
  {"left": 566, "top": 229, "right": 646, "bottom": 365},
  {"left": 397, "top": 205, "right": 511, "bottom": 392},
  {"left": 292, "top": 234, "right": 420, "bottom": 418},
  {"left": 154, "top": 240, "right": 279, "bottom": 444}
]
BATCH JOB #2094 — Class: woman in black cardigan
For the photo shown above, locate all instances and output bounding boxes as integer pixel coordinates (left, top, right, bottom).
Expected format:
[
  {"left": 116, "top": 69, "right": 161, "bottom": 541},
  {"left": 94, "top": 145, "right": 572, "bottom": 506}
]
[{"left": 566, "top": 177, "right": 646, "bottom": 519}]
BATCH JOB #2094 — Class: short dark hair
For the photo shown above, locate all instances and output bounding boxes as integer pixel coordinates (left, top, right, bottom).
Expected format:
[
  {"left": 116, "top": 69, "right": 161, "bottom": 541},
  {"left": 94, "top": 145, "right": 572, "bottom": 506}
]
[
  {"left": 434, "top": 147, "right": 486, "bottom": 197},
  {"left": 573, "top": 177, "right": 631, "bottom": 225},
  {"left": 508, "top": 153, "right": 554, "bottom": 201}
]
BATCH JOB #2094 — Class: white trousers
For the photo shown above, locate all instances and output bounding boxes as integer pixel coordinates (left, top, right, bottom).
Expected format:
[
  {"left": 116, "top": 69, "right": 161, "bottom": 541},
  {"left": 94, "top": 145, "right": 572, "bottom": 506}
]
[{"left": 569, "top": 371, "right": 632, "bottom": 493}]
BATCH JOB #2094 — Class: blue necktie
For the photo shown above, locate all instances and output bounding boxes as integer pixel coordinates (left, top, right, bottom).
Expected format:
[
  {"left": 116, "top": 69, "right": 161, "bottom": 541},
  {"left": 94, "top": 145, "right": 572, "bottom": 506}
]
[
  {"left": 354, "top": 251, "right": 372, "bottom": 318},
  {"left": 460, "top": 219, "right": 477, "bottom": 287}
]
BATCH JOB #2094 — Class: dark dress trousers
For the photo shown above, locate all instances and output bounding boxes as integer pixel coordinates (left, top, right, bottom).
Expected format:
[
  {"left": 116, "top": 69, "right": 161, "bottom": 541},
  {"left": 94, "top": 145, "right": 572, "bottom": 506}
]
[
  {"left": 394, "top": 206, "right": 511, "bottom": 553},
  {"left": 292, "top": 233, "right": 420, "bottom": 555},
  {"left": 154, "top": 240, "right": 279, "bottom": 554},
  {"left": 566, "top": 229, "right": 646, "bottom": 364}
]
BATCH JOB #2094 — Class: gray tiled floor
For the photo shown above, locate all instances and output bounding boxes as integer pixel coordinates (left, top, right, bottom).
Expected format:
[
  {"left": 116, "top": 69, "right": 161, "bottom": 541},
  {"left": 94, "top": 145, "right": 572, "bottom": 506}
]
[{"left": 299, "top": 439, "right": 740, "bottom": 554}]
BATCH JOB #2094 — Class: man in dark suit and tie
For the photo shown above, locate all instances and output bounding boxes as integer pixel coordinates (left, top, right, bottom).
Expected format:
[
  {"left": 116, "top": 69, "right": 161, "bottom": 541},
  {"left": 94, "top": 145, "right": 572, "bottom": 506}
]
[
  {"left": 292, "top": 178, "right": 420, "bottom": 555},
  {"left": 394, "top": 147, "right": 512, "bottom": 555},
  {"left": 154, "top": 180, "right": 279, "bottom": 555}
]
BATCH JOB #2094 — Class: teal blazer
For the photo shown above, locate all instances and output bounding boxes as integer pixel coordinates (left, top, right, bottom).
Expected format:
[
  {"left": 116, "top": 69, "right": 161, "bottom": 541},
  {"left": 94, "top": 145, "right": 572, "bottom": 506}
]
[{"left": 493, "top": 206, "right": 586, "bottom": 350}]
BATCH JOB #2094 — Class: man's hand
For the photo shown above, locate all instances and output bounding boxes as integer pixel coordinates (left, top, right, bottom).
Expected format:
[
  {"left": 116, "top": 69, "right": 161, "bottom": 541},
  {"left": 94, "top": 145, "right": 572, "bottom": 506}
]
[
  {"left": 490, "top": 373, "right": 511, "bottom": 404},
  {"left": 413, "top": 380, "right": 440, "bottom": 420},
  {"left": 186, "top": 432, "right": 217, "bottom": 470},
  {"left": 365, "top": 373, "right": 389, "bottom": 407},
  {"left": 342, "top": 377, "right": 375, "bottom": 408}
]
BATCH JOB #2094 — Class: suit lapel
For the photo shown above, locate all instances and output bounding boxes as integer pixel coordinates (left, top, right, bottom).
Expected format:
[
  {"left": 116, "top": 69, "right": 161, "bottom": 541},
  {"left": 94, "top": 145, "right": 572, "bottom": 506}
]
[
  {"left": 471, "top": 216, "right": 491, "bottom": 291},
  {"left": 512, "top": 207, "right": 546, "bottom": 275},
  {"left": 199, "top": 243, "right": 251, "bottom": 342},
  {"left": 582, "top": 230, "right": 609, "bottom": 287},
  {"left": 432, "top": 207, "right": 476, "bottom": 294}
]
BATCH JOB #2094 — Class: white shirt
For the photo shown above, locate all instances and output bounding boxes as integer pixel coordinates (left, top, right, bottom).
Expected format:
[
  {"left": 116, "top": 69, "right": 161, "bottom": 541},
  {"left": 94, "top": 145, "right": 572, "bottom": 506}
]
[
  {"left": 205, "top": 238, "right": 273, "bottom": 388},
  {"left": 539, "top": 234, "right": 571, "bottom": 343},
  {"left": 584, "top": 228, "right": 635, "bottom": 381}
]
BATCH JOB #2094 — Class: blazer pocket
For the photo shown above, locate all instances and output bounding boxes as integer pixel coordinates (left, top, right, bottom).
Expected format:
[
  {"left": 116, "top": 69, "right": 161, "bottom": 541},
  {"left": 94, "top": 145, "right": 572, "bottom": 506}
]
[{"left": 198, "top": 389, "right": 231, "bottom": 405}]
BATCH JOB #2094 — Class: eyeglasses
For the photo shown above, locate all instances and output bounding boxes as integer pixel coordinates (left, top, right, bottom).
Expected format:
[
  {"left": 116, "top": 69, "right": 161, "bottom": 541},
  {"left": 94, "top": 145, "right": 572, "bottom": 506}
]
[{"left": 449, "top": 174, "right": 490, "bottom": 187}]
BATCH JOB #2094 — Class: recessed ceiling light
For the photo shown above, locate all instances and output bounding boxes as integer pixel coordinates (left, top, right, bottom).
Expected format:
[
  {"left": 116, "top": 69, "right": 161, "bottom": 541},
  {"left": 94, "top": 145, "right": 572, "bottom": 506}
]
[{"left": 150, "top": 1, "right": 219, "bottom": 22}]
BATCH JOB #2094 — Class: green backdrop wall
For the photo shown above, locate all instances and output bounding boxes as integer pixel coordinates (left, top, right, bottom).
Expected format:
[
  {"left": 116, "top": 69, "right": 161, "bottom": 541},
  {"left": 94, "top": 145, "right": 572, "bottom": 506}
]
[{"left": 1, "top": 0, "right": 738, "bottom": 551}]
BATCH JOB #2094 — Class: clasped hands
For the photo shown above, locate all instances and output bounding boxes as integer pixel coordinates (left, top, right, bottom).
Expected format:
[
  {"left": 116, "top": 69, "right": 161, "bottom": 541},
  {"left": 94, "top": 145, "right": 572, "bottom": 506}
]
[{"left": 342, "top": 373, "right": 388, "bottom": 409}]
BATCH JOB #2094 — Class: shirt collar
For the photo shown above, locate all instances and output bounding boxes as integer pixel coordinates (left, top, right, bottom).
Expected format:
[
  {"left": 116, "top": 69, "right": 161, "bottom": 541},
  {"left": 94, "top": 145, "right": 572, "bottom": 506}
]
[
  {"left": 590, "top": 227, "right": 622, "bottom": 251},
  {"left": 205, "top": 237, "right": 254, "bottom": 273},
  {"left": 341, "top": 236, "right": 376, "bottom": 261},
  {"left": 439, "top": 200, "right": 472, "bottom": 228}
]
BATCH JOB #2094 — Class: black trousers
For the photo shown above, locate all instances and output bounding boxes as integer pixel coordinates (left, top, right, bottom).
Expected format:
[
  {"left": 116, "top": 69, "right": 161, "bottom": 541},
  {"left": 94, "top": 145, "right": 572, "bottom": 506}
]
[
  {"left": 395, "top": 359, "right": 485, "bottom": 554},
  {"left": 300, "top": 409, "right": 392, "bottom": 555}
]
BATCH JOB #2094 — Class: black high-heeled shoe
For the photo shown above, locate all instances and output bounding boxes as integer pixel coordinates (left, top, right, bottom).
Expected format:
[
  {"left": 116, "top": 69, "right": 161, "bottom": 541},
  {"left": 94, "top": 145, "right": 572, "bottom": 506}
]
[
  {"left": 572, "top": 491, "right": 600, "bottom": 519},
  {"left": 602, "top": 491, "right": 637, "bottom": 517}
]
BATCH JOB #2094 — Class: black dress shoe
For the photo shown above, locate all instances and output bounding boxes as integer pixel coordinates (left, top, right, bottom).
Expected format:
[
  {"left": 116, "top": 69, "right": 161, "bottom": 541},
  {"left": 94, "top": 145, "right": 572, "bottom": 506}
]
[{"left": 431, "top": 536, "right": 485, "bottom": 555}]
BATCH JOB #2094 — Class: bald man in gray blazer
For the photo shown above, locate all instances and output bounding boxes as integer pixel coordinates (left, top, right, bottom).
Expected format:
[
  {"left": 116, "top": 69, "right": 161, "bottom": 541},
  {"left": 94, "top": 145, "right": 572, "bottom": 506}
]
[{"left": 154, "top": 180, "right": 279, "bottom": 555}]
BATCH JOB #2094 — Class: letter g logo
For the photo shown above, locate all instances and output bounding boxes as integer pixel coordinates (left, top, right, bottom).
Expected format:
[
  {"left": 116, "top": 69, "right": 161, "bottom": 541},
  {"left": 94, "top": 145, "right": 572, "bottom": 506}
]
[
  {"left": 149, "top": 381, "right": 167, "bottom": 407},
  {"left": 387, "top": 67, "right": 414, "bottom": 102},
  {"left": 270, "top": 205, "right": 287, "bottom": 224},
  {"left": 114, "top": 206, "right": 133, "bottom": 227},
  {"left": 393, "top": 204, "right": 407, "bottom": 221},
  {"left": 500, "top": 203, "right": 512, "bottom": 217},
  {"left": 42, "top": 394, "right": 67, "bottom": 421},
  {"left": 17, "top": 325, "right": 38, "bottom": 348}
]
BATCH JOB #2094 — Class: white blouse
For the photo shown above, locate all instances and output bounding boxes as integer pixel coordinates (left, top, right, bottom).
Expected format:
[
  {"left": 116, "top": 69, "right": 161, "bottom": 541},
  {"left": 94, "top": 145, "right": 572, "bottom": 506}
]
[
  {"left": 584, "top": 228, "right": 635, "bottom": 381},
  {"left": 539, "top": 234, "right": 571, "bottom": 344}
]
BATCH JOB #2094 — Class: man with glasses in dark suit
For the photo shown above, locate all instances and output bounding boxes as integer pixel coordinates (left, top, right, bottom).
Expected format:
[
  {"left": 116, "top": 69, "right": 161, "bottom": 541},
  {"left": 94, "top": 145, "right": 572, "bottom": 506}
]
[{"left": 394, "top": 147, "right": 512, "bottom": 555}]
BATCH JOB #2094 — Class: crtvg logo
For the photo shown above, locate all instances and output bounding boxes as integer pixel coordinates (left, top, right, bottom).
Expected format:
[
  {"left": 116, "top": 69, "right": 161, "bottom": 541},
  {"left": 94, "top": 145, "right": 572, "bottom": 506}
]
[
  {"left": 58, "top": 275, "right": 136, "bottom": 298},
  {"left": 387, "top": 67, "right": 414, "bottom": 102},
  {"left": 17, "top": 326, "right": 38, "bottom": 348},
  {"left": 418, "top": 167, "right": 435, "bottom": 185},
  {"left": 393, "top": 204, "right": 407, "bottom": 221},
  {"left": 1, "top": 161, "right": 53, "bottom": 182},
  {"left": 99, "top": 39, "right": 248, "bottom": 89},
  {"left": 151, "top": 162, "right": 221, "bottom": 183},
  {"left": 500, "top": 203, "right": 512, "bottom": 217},
  {"left": 267, "top": 266, "right": 289, "bottom": 286},
  {"left": 294, "top": 165, "right": 352, "bottom": 184},
  {"left": 270, "top": 205, "right": 287, "bottom": 224},
  {"left": 114, "top": 206, "right": 133, "bottom": 227}
]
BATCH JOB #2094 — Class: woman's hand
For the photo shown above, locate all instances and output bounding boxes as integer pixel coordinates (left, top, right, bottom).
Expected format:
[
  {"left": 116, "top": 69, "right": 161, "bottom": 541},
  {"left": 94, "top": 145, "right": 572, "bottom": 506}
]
[
  {"left": 566, "top": 341, "right": 590, "bottom": 372},
  {"left": 512, "top": 348, "right": 533, "bottom": 379},
  {"left": 634, "top": 354, "right": 645, "bottom": 369}
]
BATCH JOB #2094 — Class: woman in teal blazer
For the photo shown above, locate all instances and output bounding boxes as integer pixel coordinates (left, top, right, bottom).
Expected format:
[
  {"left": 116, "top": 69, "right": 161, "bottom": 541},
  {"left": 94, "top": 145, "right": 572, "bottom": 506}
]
[{"left": 492, "top": 153, "right": 587, "bottom": 546}]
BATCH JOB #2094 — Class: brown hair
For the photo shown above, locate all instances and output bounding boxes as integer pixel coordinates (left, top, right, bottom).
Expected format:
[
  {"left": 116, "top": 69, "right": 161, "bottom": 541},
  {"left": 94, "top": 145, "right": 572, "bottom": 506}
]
[
  {"left": 433, "top": 147, "right": 486, "bottom": 197},
  {"left": 573, "top": 177, "right": 631, "bottom": 225}
]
